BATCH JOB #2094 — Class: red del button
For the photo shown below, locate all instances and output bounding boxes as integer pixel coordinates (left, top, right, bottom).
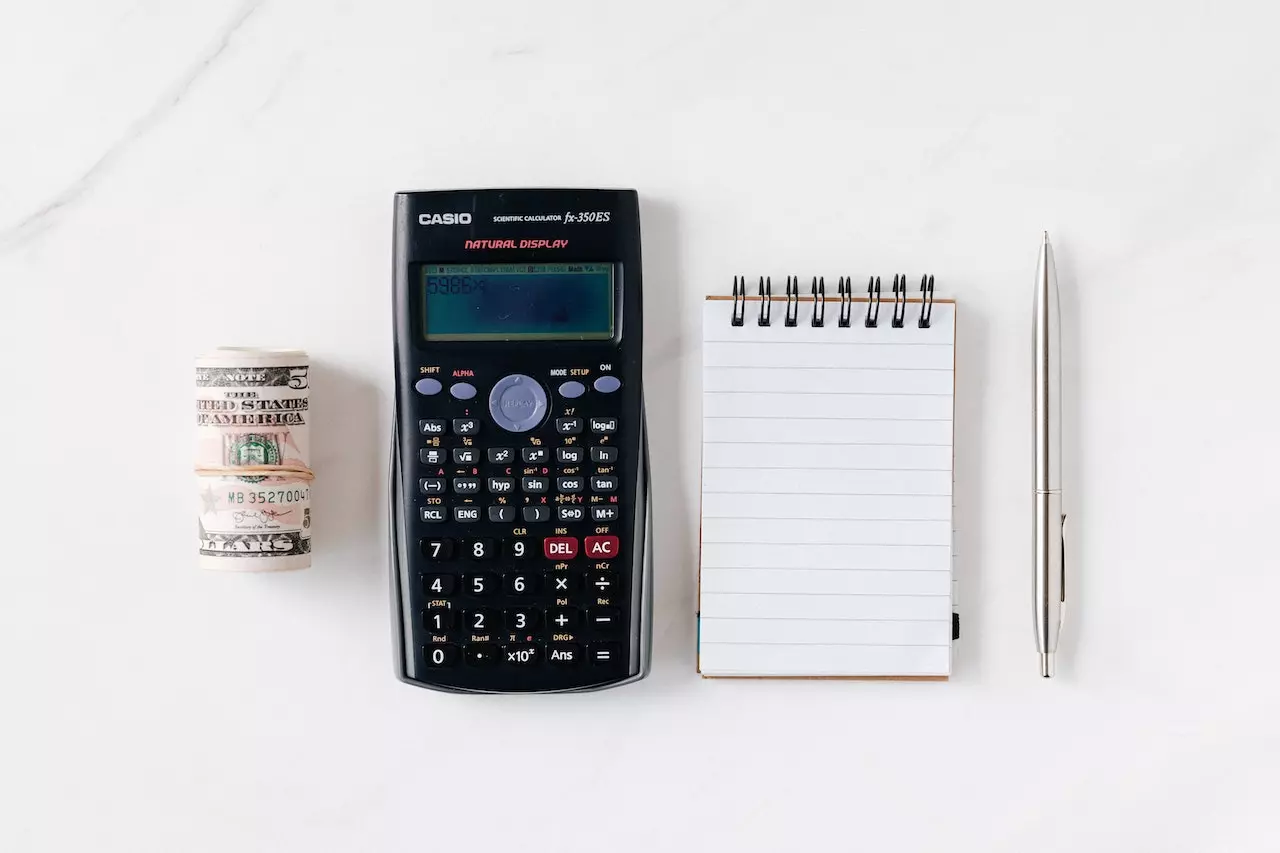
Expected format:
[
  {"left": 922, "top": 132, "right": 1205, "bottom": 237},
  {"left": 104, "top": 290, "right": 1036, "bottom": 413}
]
[
  {"left": 584, "top": 536, "right": 619, "bottom": 559},
  {"left": 543, "top": 536, "right": 578, "bottom": 559}
]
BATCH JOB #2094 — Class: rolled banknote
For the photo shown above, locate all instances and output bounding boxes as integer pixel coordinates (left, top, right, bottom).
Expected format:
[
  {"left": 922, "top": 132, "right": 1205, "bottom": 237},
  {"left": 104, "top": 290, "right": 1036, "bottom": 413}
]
[{"left": 195, "top": 348, "right": 312, "bottom": 571}]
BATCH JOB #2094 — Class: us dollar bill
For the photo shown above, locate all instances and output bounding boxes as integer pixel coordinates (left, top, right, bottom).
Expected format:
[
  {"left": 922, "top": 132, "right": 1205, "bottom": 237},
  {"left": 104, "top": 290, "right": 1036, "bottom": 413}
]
[{"left": 196, "top": 349, "right": 312, "bottom": 571}]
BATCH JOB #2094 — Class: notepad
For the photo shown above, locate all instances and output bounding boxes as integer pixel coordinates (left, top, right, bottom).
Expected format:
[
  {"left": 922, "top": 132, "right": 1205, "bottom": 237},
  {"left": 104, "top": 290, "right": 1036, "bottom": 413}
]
[{"left": 698, "top": 277, "right": 957, "bottom": 679}]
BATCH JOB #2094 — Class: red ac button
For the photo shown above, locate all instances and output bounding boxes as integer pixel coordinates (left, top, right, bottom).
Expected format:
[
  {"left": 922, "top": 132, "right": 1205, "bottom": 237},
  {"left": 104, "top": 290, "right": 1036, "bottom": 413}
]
[
  {"left": 584, "top": 536, "right": 619, "bottom": 559},
  {"left": 543, "top": 536, "right": 578, "bottom": 559}
]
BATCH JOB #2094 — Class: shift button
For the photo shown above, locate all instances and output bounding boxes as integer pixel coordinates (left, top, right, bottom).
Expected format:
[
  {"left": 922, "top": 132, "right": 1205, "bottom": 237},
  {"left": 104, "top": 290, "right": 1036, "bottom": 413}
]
[{"left": 415, "top": 377, "right": 443, "bottom": 396}]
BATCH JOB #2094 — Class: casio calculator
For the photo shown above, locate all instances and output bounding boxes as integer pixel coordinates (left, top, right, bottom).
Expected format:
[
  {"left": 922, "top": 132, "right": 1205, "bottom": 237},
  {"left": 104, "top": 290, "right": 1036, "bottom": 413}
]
[{"left": 389, "top": 188, "right": 651, "bottom": 693}]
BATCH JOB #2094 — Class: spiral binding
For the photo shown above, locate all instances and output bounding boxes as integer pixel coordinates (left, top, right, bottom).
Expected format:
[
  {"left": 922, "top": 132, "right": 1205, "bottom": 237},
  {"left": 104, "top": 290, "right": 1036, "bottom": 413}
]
[
  {"left": 729, "top": 274, "right": 936, "bottom": 328},
  {"left": 918, "top": 274, "right": 935, "bottom": 328},
  {"left": 891, "top": 274, "right": 907, "bottom": 328},
  {"left": 784, "top": 276, "right": 800, "bottom": 327}
]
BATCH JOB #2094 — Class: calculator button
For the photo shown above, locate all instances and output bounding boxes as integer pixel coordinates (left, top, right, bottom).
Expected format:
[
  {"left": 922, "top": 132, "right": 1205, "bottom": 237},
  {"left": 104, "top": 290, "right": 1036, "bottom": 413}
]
[
  {"left": 419, "top": 478, "right": 446, "bottom": 495},
  {"left": 423, "top": 574, "right": 456, "bottom": 595},
  {"left": 503, "top": 644, "right": 540, "bottom": 666},
  {"left": 452, "top": 448, "right": 479, "bottom": 465},
  {"left": 506, "top": 539, "right": 533, "bottom": 559},
  {"left": 546, "top": 572, "right": 580, "bottom": 594},
  {"left": 589, "top": 417, "right": 618, "bottom": 434},
  {"left": 555, "top": 417, "right": 583, "bottom": 435},
  {"left": 452, "top": 418, "right": 480, "bottom": 436},
  {"left": 590, "top": 446, "right": 618, "bottom": 464},
  {"left": 453, "top": 506, "right": 481, "bottom": 523},
  {"left": 420, "top": 507, "right": 446, "bottom": 523},
  {"left": 543, "top": 536, "right": 579, "bottom": 559},
  {"left": 557, "top": 446, "right": 585, "bottom": 464},
  {"left": 557, "top": 476, "right": 584, "bottom": 493},
  {"left": 488, "top": 447, "right": 515, "bottom": 464},
  {"left": 521, "top": 477, "right": 549, "bottom": 494},
  {"left": 464, "top": 573, "right": 498, "bottom": 596},
  {"left": 487, "top": 477, "right": 515, "bottom": 494},
  {"left": 488, "top": 374, "right": 548, "bottom": 433},
  {"left": 424, "top": 644, "right": 459, "bottom": 667},
  {"left": 522, "top": 506, "right": 551, "bottom": 523},
  {"left": 419, "top": 419, "right": 446, "bottom": 435},
  {"left": 547, "top": 607, "right": 580, "bottom": 629},
  {"left": 590, "top": 505, "right": 619, "bottom": 522},
  {"left": 424, "top": 609, "right": 456, "bottom": 631},
  {"left": 420, "top": 448, "right": 446, "bottom": 465},
  {"left": 557, "top": 505, "right": 586, "bottom": 522},
  {"left": 589, "top": 642, "right": 621, "bottom": 664},
  {"left": 547, "top": 643, "right": 582, "bottom": 665},
  {"left": 584, "top": 535, "right": 620, "bottom": 559},
  {"left": 453, "top": 477, "right": 481, "bottom": 495},
  {"left": 465, "top": 538, "right": 497, "bottom": 560},
  {"left": 488, "top": 505, "right": 516, "bottom": 522},
  {"left": 464, "top": 609, "right": 499, "bottom": 632},
  {"left": 591, "top": 475, "right": 618, "bottom": 493},
  {"left": 586, "top": 572, "right": 616, "bottom": 594},
  {"left": 505, "top": 608, "right": 540, "bottom": 631},
  {"left": 421, "top": 538, "right": 455, "bottom": 561},
  {"left": 593, "top": 375, "right": 622, "bottom": 393},
  {"left": 415, "top": 377, "right": 443, "bottom": 396},
  {"left": 557, "top": 380, "right": 586, "bottom": 399},
  {"left": 504, "top": 572, "right": 538, "bottom": 595},
  {"left": 588, "top": 607, "right": 621, "bottom": 630},
  {"left": 464, "top": 643, "right": 500, "bottom": 666},
  {"left": 521, "top": 447, "right": 550, "bottom": 463},
  {"left": 450, "top": 382, "right": 477, "bottom": 400}
]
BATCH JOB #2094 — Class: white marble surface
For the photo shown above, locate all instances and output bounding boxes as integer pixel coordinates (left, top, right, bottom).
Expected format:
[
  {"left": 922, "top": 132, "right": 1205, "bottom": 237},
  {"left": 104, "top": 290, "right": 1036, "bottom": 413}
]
[{"left": 3, "top": 2, "right": 1280, "bottom": 851}]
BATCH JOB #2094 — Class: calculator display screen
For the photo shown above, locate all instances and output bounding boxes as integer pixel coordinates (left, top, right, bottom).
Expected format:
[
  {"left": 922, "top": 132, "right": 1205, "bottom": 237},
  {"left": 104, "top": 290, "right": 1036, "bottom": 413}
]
[{"left": 422, "top": 263, "right": 615, "bottom": 341}]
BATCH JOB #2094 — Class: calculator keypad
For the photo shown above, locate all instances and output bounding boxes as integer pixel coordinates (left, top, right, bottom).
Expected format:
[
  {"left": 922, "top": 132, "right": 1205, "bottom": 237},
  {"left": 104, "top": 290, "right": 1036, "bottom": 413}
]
[{"left": 408, "top": 367, "right": 632, "bottom": 690}]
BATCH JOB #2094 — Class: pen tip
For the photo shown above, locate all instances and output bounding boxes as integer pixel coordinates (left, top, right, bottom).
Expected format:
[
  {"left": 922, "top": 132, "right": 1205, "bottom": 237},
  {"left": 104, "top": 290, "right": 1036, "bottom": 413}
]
[
  {"left": 1039, "top": 652, "right": 1055, "bottom": 678},
  {"left": 1043, "top": 230, "right": 1050, "bottom": 244}
]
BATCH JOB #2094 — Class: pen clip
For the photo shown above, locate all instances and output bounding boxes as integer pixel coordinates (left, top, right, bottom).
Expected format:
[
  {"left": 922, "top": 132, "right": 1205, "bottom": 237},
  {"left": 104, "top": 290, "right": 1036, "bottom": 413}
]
[{"left": 1059, "top": 512, "right": 1068, "bottom": 613}]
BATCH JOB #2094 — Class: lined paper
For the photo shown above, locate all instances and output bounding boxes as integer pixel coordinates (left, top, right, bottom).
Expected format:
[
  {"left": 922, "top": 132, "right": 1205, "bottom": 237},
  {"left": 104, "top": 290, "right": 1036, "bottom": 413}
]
[{"left": 698, "top": 297, "right": 955, "bottom": 678}]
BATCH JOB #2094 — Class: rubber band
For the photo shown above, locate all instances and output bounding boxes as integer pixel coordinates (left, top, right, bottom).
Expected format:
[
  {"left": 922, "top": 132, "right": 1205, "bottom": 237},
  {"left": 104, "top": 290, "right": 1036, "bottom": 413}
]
[{"left": 195, "top": 465, "right": 315, "bottom": 482}]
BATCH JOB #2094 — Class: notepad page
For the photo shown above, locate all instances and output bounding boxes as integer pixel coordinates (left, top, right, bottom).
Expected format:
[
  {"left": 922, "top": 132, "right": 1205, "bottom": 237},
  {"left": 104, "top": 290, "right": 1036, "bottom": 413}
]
[{"left": 699, "top": 298, "right": 955, "bottom": 677}]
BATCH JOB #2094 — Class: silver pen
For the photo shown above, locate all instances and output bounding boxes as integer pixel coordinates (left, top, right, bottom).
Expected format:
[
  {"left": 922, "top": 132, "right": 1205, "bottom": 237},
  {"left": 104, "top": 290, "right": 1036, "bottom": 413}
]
[{"left": 1033, "top": 231, "right": 1066, "bottom": 678}]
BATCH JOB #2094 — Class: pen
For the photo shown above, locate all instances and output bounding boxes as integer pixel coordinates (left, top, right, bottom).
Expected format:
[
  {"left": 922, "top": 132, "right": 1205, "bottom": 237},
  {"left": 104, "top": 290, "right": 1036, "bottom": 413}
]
[{"left": 1033, "top": 231, "right": 1066, "bottom": 678}]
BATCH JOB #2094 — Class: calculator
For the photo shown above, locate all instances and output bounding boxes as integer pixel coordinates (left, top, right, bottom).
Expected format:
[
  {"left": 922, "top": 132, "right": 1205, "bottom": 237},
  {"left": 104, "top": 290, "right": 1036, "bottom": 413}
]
[{"left": 389, "top": 188, "right": 651, "bottom": 693}]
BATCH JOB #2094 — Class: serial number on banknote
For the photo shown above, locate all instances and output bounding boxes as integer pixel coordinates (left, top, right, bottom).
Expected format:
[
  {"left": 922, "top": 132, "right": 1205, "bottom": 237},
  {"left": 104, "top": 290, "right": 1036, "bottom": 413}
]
[{"left": 225, "top": 488, "right": 311, "bottom": 504}]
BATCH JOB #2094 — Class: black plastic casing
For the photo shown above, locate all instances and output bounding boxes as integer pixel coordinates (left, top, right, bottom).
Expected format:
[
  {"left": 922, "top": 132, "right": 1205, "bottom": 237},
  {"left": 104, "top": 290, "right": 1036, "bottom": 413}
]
[{"left": 390, "top": 188, "right": 649, "bottom": 693}]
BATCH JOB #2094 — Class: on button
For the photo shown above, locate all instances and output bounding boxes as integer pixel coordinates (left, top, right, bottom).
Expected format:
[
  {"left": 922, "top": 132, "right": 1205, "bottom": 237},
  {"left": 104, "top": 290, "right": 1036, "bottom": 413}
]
[{"left": 593, "top": 375, "right": 621, "bottom": 393}]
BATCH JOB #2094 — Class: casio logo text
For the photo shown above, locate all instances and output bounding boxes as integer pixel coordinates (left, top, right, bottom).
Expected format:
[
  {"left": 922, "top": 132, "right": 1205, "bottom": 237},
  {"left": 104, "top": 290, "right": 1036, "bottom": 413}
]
[{"left": 418, "top": 213, "right": 472, "bottom": 225}]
